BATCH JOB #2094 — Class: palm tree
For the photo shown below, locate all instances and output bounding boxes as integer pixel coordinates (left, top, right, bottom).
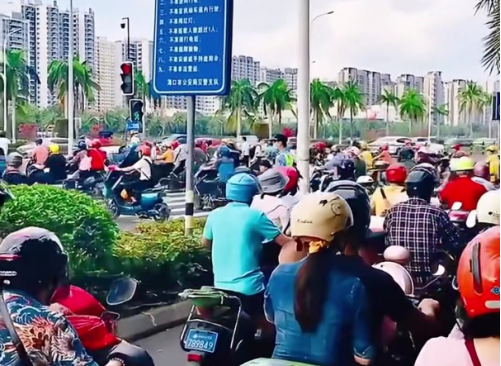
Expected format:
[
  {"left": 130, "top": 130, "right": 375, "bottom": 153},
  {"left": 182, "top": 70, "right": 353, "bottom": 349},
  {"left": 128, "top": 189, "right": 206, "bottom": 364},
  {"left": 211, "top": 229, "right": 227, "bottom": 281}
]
[
  {"left": 475, "top": 0, "right": 500, "bottom": 75},
  {"left": 257, "top": 79, "right": 296, "bottom": 138},
  {"left": 342, "top": 80, "right": 365, "bottom": 138},
  {"left": 219, "top": 79, "right": 258, "bottom": 137},
  {"left": 478, "top": 91, "right": 494, "bottom": 137},
  {"left": 134, "top": 69, "right": 150, "bottom": 100},
  {"left": 310, "top": 79, "right": 334, "bottom": 138},
  {"left": 458, "top": 81, "right": 484, "bottom": 137},
  {"left": 48, "top": 57, "right": 100, "bottom": 114},
  {"left": 398, "top": 88, "right": 426, "bottom": 135},
  {"left": 379, "top": 89, "right": 399, "bottom": 136},
  {"left": 332, "top": 86, "right": 347, "bottom": 143},
  {"left": 0, "top": 49, "right": 39, "bottom": 130},
  {"left": 432, "top": 104, "right": 449, "bottom": 137}
]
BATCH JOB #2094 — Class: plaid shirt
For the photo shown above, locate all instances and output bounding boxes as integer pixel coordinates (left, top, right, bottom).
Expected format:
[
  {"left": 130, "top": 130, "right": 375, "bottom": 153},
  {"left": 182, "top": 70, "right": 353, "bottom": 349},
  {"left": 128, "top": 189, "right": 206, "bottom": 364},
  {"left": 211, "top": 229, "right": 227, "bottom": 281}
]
[{"left": 383, "top": 198, "right": 465, "bottom": 283}]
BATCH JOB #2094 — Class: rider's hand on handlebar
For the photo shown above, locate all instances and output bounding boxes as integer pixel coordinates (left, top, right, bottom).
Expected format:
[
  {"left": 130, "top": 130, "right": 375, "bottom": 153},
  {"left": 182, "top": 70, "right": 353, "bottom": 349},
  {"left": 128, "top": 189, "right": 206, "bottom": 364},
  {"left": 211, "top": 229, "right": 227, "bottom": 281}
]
[{"left": 418, "top": 298, "right": 440, "bottom": 320}]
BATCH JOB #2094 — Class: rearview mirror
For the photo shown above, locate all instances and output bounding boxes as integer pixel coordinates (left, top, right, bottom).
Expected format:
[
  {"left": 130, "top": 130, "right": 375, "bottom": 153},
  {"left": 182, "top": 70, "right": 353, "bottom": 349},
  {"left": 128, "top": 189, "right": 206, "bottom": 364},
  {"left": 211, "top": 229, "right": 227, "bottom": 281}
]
[
  {"left": 432, "top": 264, "right": 446, "bottom": 277},
  {"left": 466, "top": 210, "right": 477, "bottom": 228},
  {"left": 106, "top": 277, "right": 138, "bottom": 306},
  {"left": 451, "top": 202, "right": 462, "bottom": 211}
]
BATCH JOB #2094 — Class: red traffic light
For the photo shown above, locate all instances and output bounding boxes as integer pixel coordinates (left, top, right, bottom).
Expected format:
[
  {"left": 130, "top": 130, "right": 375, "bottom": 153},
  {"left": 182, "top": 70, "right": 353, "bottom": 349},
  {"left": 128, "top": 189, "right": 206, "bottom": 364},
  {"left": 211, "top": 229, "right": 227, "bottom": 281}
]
[{"left": 121, "top": 62, "right": 132, "bottom": 74}]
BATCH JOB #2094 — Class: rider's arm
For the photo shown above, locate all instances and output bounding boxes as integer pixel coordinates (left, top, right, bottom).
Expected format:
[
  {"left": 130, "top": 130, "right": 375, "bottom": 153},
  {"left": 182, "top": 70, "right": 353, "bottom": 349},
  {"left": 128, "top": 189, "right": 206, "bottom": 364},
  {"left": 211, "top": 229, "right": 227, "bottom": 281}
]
[
  {"left": 350, "top": 281, "right": 375, "bottom": 365},
  {"left": 201, "top": 214, "right": 213, "bottom": 250},
  {"left": 438, "top": 210, "right": 467, "bottom": 254}
]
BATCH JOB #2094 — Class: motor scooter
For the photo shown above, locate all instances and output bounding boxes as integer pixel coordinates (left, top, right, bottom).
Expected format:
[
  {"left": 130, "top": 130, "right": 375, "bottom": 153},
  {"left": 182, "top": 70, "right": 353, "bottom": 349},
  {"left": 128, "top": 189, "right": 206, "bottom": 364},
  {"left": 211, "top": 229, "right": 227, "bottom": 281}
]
[
  {"left": 193, "top": 163, "right": 228, "bottom": 210},
  {"left": 103, "top": 166, "right": 170, "bottom": 221},
  {"left": 51, "top": 277, "right": 154, "bottom": 366}
]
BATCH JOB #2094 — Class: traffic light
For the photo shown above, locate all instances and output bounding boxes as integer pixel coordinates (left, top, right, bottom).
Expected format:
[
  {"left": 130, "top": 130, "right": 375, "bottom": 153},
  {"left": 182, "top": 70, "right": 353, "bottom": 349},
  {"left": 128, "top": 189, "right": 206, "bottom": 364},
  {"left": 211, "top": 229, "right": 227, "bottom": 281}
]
[
  {"left": 120, "top": 62, "right": 134, "bottom": 95},
  {"left": 129, "top": 99, "right": 144, "bottom": 123}
]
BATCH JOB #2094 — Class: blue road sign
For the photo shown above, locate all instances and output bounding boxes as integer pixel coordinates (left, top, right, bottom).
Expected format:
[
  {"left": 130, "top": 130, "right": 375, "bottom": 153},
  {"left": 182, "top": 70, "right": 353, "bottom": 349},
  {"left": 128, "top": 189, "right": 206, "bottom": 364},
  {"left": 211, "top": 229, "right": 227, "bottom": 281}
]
[
  {"left": 126, "top": 119, "right": 140, "bottom": 131},
  {"left": 152, "top": 0, "right": 233, "bottom": 96},
  {"left": 492, "top": 92, "right": 500, "bottom": 121}
]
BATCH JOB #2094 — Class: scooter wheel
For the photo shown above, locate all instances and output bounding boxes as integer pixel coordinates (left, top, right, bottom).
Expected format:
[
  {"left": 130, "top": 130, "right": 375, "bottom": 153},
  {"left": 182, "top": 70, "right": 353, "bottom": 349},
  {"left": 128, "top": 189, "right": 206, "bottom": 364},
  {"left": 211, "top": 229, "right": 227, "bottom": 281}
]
[
  {"left": 194, "top": 194, "right": 202, "bottom": 210},
  {"left": 107, "top": 199, "right": 120, "bottom": 219},
  {"left": 152, "top": 203, "right": 170, "bottom": 222}
]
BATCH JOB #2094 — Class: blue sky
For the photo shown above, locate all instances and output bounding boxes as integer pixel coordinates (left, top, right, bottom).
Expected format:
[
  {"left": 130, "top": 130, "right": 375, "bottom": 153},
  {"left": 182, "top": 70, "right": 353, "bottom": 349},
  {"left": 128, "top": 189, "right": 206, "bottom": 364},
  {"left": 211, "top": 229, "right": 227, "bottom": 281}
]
[{"left": 46, "top": 0, "right": 496, "bottom": 81}]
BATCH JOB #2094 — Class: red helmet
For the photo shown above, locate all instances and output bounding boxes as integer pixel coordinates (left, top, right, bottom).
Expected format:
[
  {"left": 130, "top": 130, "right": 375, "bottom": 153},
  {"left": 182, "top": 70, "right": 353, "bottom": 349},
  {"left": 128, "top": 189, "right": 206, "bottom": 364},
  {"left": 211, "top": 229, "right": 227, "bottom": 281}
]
[
  {"left": 278, "top": 166, "right": 299, "bottom": 192},
  {"left": 473, "top": 162, "right": 489, "bottom": 180},
  {"left": 90, "top": 139, "right": 101, "bottom": 149},
  {"left": 143, "top": 141, "right": 153, "bottom": 147},
  {"left": 138, "top": 145, "right": 151, "bottom": 156},
  {"left": 457, "top": 226, "right": 500, "bottom": 318},
  {"left": 453, "top": 144, "right": 462, "bottom": 151},
  {"left": 316, "top": 142, "right": 327, "bottom": 151},
  {"left": 386, "top": 163, "right": 407, "bottom": 184},
  {"left": 381, "top": 144, "right": 389, "bottom": 151}
]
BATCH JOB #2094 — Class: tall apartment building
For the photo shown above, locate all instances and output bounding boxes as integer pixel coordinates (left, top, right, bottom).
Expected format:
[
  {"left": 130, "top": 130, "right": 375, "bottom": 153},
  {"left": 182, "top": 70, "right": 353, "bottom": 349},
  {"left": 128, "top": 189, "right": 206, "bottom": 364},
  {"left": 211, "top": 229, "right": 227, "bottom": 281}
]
[
  {"left": 444, "top": 79, "right": 467, "bottom": 126},
  {"left": 258, "top": 66, "right": 297, "bottom": 90},
  {"left": 283, "top": 67, "right": 297, "bottom": 90},
  {"left": 94, "top": 37, "right": 115, "bottom": 112},
  {"left": 5, "top": 0, "right": 97, "bottom": 108},
  {"left": 161, "top": 96, "right": 221, "bottom": 116},
  {"left": 338, "top": 67, "right": 373, "bottom": 105},
  {"left": 395, "top": 74, "right": 417, "bottom": 97},
  {"left": 231, "top": 55, "right": 260, "bottom": 85},
  {"left": 368, "top": 71, "right": 381, "bottom": 105},
  {"left": 423, "top": 71, "right": 444, "bottom": 124}
]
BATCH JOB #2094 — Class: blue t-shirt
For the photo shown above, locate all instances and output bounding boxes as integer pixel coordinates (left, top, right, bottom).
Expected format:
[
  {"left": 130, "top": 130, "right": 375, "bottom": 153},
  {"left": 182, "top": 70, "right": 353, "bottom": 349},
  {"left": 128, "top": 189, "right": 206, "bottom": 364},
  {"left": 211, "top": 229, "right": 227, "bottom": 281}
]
[
  {"left": 265, "top": 259, "right": 375, "bottom": 366},
  {"left": 203, "top": 202, "right": 281, "bottom": 295},
  {"left": 214, "top": 157, "right": 235, "bottom": 183}
]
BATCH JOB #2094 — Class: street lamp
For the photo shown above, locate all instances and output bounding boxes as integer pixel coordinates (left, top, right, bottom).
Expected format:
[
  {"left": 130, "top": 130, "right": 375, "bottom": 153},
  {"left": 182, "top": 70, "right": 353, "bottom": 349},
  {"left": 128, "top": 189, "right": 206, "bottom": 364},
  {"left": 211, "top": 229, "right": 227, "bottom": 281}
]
[
  {"left": 121, "top": 18, "right": 131, "bottom": 61},
  {"left": 297, "top": 6, "right": 334, "bottom": 193},
  {"left": 68, "top": 0, "right": 75, "bottom": 152},
  {"left": 1, "top": 28, "right": 22, "bottom": 136}
]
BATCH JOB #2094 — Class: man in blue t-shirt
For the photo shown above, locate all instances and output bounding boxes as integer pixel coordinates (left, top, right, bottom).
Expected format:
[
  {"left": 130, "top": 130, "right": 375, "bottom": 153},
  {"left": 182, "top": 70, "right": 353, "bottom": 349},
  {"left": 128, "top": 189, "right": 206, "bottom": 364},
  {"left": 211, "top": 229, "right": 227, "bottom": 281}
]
[{"left": 202, "top": 173, "right": 294, "bottom": 317}]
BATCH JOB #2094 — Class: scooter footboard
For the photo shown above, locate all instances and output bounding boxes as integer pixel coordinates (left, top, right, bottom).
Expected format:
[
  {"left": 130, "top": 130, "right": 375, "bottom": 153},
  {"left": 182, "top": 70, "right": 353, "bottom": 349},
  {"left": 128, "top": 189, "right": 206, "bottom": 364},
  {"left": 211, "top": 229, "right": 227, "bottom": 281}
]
[{"left": 98, "top": 340, "right": 154, "bottom": 366}]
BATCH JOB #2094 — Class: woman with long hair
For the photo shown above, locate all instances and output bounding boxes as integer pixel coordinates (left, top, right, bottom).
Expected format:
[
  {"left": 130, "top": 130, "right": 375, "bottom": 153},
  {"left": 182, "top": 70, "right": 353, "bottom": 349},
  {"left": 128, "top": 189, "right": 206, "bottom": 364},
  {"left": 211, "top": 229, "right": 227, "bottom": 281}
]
[{"left": 264, "top": 192, "right": 375, "bottom": 366}]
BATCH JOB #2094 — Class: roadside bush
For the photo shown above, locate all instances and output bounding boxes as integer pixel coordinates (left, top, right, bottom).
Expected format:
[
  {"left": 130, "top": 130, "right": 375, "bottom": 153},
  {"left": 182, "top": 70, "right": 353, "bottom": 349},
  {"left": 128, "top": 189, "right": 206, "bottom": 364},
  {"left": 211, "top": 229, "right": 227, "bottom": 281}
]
[
  {"left": 114, "top": 218, "right": 211, "bottom": 299},
  {"left": 0, "top": 185, "right": 119, "bottom": 280}
]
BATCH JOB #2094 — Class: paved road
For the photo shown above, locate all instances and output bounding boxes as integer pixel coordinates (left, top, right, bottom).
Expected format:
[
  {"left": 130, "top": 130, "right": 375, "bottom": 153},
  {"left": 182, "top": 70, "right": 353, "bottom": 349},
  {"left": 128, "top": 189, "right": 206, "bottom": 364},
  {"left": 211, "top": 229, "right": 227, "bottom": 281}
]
[
  {"left": 115, "top": 191, "right": 209, "bottom": 231},
  {"left": 136, "top": 325, "right": 186, "bottom": 365}
]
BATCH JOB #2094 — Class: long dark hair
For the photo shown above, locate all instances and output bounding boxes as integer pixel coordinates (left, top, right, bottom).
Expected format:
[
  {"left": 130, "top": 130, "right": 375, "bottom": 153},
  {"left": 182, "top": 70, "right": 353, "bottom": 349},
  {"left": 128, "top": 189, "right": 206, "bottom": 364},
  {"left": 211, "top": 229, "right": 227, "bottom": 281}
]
[
  {"left": 458, "top": 303, "right": 500, "bottom": 338},
  {"left": 294, "top": 241, "right": 337, "bottom": 333}
]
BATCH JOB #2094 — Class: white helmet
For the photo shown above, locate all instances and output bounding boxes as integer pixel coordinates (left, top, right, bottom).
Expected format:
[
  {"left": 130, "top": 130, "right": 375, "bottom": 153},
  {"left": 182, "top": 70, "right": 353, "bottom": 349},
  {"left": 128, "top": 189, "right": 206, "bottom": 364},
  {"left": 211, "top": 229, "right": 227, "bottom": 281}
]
[
  {"left": 356, "top": 175, "right": 374, "bottom": 185},
  {"left": 476, "top": 190, "right": 500, "bottom": 225}
]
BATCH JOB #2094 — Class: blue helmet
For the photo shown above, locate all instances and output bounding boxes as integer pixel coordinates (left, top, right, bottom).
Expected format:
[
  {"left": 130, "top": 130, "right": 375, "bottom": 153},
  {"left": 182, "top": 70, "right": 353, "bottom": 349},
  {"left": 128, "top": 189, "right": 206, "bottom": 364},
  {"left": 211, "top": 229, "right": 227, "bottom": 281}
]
[
  {"left": 218, "top": 145, "right": 231, "bottom": 158},
  {"left": 226, "top": 173, "right": 261, "bottom": 203},
  {"left": 77, "top": 140, "right": 87, "bottom": 150}
]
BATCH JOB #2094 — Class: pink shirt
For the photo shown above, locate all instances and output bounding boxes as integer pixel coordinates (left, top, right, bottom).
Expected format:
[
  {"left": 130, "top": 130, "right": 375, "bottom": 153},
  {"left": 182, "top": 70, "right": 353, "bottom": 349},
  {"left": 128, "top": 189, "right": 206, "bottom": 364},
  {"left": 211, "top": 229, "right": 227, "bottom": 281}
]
[
  {"left": 32, "top": 145, "right": 49, "bottom": 165},
  {"left": 415, "top": 337, "right": 499, "bottom": 366}
]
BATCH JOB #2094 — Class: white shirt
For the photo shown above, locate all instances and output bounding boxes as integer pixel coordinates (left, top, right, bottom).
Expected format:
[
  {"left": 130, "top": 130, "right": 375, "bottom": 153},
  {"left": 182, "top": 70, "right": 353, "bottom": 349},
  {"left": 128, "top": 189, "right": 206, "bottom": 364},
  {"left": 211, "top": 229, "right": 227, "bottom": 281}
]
[
  {"left": 241, "top": 141, "right": 250, "bottom": 156},
  {"left": 472, "top": 176, "right": 496, "bottom": 191},
  {"left": 254, "top": 144, "right": 263, "bottom": 157},
  {"left": 280, "top": 192, "right": 302, "bottom": 211},
  {"left": 174, "top": 144, "right": 188, "bottom": 162},
  {"left": 0, "top": 138, "right": 10, "bottom": 156},
  {"left": 132, "top": 156, "right": 152, "bottom": 180},
  {"left": 251, "top": 195, "right": 289, "bottom": 231}
]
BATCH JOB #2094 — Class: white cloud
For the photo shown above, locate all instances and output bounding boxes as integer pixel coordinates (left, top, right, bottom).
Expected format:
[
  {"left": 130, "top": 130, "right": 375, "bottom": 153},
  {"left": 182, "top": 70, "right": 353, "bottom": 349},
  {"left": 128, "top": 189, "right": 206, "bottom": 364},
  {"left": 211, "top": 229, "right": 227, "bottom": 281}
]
[{"left": 58, "top": 0, "right": 491, "bottom": 81}]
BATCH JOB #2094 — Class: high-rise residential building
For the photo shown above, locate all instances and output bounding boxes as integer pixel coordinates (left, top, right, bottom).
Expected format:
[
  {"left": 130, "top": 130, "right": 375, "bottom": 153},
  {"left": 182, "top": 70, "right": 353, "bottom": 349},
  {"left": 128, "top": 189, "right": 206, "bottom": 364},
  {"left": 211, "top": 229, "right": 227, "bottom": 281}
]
[
  {"left": 283, "top": 67, "right": 297, "bottom": 90},
  {"left": 338, "top": 67, "right": 383, "bottom": 106},
  {"left": 415, "top": 76, "right": 424, "bottom": 94},
  {"left": 5, "top": 0, "right": 96, "bottom": 108},
  {"left": 259, "top": 67, "right": 282, "bottom": 84},
  {"left": 231, "top": 55, "right": 260, "bottom": 85},
  {"left": 395, "top": 74, "right": 417, "bottom": 97},
  {"left": 368, "top": 71, "right": 381, "bottom": 105},
  {"left": 161, "top": 95, "right": 221, "bottom": 116},
  {"left": 423, "top": 71, "right": 444, "bottom": 124},
  {"left": 444, "top": 79, "right": 467, "bottom": 126},
  {"left": 338, "top": 67, "right": 358, "bottom": 84},
  {"left": 93, "top": 37, "right": 115, "bottom": 112}
]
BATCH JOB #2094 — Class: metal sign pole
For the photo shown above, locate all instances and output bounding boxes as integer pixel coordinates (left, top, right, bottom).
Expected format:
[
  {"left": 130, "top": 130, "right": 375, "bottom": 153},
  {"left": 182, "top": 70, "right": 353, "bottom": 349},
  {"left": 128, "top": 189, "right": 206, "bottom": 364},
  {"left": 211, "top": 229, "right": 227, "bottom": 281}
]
[{"left": 185, "top": 96, "right": 196, "bottom": 235}]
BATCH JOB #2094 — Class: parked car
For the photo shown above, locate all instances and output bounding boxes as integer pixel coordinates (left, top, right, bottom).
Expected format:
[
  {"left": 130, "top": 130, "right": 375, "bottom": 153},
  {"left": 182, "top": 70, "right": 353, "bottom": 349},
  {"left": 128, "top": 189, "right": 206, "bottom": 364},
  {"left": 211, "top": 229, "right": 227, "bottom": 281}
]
[
  {"left": 159, "top": 134, "right": 187, "bottom": 147},
  {"left": 473, "top": 137, "right": 497, "bottom": 147},
  {"left": 368, "top": 136, "right": 411, "bottom": 155},
  {"left": 411, "top": 137, "right": 445, "bottom": 154},
  {"left": 17, "top": 138, "right": 71, "bottom": 157}
]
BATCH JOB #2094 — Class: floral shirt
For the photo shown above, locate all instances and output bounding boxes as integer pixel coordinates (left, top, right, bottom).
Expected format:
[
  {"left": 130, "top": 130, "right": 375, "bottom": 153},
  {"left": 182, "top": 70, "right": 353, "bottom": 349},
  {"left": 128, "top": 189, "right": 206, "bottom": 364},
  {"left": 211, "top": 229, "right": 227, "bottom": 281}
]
[{"left": 0, "top": 290, "right": 98, "bottom": 366}]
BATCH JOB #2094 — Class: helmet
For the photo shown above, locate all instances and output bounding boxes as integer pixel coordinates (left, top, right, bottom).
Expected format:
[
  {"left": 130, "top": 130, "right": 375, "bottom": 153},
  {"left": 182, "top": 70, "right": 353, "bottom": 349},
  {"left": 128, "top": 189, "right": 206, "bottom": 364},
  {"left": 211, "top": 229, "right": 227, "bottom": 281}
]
[
  {"left": 486, "top": 145, "right": 497, "bottom": 153},
  {"left": 359, "top": 141, "right": 368, "bottom": 149},
  {"left": 49, "top": 144, "right": 60, "bottom": 154},
  {"left": 452, "top": 156, "right": 474, "bottom": 172},
  {"left": 0, "top": 180, "right": 14, "bottom": 208},
  {"left": 476, "top": 190, "right": 500, "bottom": 226},
  {"left": 258, "top": 168, "right": 289, "bottom": 194},
  {"left": 226, "top": 173, "right": 261, "bottom": 203},
  {"left": 35, "top": 138, "right": 43, "bottom": 145},
  {"left": 373, "top": 261, "right": 414, "bottom": 295},
  {"left": 386, "top": 163, "right": 407, "bottom": 184},
  {"left": 6, "top": 152, "right": 23, "bottom": 168},
  {"left": 0, "top": 227, "right": 68, "bottom": 289},
  {"left": 411, "top": 163, "right": 439, "bottom": 186},
  {"left": 473, "top": 162, "right": 489, "bottom": 180},
  {"left": 233, "top": 166, "right": 256, "bottom": 176},
  {"left": 405, "top": 169, "right": 435, "bottom": 199},
  {"left": 77, "top": 140, "right": 87, "bottom": 150},
  {"left": 278, "top": 166, "right": 299, "bottom": 192},
  {"left": 356, "top": 175, "right": 374, "bottom": 185},
  {"left": 338, "top": 158, "right": 356, "bottom": 180},
  {"left": 138, "top": 145, "right": 151, "bottom": 156},
  {"left": 457, "top": 226, "right": 500, "bottom": 318},
  {"left": 330, "top": 144, "right": 341, "bottom": 153},
  {"left": 453, "top": 144, "right": 462, "bottom": 151},
  {"left": 324, "top": 180, "right": 371, "bottom": 237},
  {"left": 316, "top": 142, "right": 326, "bottom": 151},
  {"left": 381, "top": 144, "right": 389, "bottom": 151},
  {"left": 218, "top": 146, "right": 231, "bottom": 158},
  {"left": 290, "top": 192, "right": 353, "bottom": 242}
]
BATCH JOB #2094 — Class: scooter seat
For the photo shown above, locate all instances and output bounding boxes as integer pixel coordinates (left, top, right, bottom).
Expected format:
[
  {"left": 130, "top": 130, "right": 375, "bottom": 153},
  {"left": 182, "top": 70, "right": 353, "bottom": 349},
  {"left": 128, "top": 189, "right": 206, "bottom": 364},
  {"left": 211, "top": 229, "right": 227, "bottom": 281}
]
[
  {"left": 241, "top": 358, "right": 318, "bottom": 366},
  {"left": 179, "top": 287, "right": 234, "bottom": 308}
]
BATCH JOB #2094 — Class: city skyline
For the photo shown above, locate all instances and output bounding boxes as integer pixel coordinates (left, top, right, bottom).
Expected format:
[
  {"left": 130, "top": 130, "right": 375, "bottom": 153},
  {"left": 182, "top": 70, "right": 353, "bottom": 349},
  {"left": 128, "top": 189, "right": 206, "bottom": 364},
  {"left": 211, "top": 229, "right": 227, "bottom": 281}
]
[{"left": 1, "top": 0, "right": 495, "bottom": 82}]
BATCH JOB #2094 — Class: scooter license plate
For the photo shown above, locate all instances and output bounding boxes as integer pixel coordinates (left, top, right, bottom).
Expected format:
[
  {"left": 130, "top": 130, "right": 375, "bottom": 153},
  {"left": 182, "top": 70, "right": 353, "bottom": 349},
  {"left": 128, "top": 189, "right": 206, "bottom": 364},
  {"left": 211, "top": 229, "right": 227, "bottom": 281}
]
[{"left": 184, "top": 329, "right": 218, "bottom": 353}]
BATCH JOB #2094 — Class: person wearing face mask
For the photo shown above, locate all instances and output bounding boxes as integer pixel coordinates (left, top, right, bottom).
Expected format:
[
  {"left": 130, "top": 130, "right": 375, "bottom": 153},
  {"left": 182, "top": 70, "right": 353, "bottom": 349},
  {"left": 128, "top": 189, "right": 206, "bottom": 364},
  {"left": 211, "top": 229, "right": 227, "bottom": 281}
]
[
  {"left": 273, "top": 134, "right": 295, "bottom": 167},
  {"left": 0, "top": 227, "right": 125, "bottom": 366}
]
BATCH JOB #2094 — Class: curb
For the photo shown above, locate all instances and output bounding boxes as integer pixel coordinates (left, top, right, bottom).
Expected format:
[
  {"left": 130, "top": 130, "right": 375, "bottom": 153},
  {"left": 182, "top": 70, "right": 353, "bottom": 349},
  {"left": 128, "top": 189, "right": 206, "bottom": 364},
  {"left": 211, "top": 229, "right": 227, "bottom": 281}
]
[{"left": 117, "top": 300, "right": 191, "bottom": 341}]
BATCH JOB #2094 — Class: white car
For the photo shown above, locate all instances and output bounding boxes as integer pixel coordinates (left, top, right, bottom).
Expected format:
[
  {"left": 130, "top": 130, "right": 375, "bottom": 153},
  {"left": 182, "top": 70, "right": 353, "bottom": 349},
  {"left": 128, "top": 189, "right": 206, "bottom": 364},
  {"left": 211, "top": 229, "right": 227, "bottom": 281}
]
[
  {"left": 368, "top": 136, "right": 411, "bottom": 155},
  {"left": 412, "top": 137, "right": 445, "bottom": 155},
  {"left": 17, "top": 138, "right": 71, "bottom": 157}
]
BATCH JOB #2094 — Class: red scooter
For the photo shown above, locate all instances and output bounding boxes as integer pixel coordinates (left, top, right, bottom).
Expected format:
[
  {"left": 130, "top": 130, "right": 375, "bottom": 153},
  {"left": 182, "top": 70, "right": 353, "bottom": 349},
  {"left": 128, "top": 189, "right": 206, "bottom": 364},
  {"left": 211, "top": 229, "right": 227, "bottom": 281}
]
[{"left": 51, "top": 277, "right": 154, "bottom": 366}]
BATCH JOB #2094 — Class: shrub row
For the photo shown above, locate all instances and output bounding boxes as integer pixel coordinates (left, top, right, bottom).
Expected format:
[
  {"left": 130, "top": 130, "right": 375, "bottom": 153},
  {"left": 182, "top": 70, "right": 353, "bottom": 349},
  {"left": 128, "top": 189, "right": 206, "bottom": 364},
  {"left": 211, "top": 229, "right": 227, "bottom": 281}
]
[{"left": 0, "top": 185, "right": 212, "bottom": 304}]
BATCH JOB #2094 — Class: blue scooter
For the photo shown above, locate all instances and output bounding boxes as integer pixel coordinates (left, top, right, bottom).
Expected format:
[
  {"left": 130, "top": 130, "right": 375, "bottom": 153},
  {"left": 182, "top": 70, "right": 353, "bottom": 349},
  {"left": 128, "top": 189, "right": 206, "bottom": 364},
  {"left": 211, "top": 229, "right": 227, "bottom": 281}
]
[{"left": 103, "top": 169, "right": 170, "bottom": 221}]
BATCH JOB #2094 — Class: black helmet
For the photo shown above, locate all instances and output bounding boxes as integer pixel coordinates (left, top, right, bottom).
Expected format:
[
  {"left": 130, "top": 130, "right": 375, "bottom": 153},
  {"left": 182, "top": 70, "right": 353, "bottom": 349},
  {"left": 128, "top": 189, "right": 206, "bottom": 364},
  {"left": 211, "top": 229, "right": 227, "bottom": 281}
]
[
  {"left": 410, "top": 163, "right": 439, "bottom": 186},
  {"left": 0, "top": 227, "right": 68, "bottom": 292},
  {"left": 405, "top": 169, "right": 435, "bottom": 201},
  {"left": 35, "top": 138, "right": 43, "bottom": 145},
  {"left": 324, "top": 180, "right": 371, "bottom": 238},
  {"left": 338, "top": 158, "right": 356, "bottom": 180},
  {"left": 0, "top": 180, "right": 14, "bottom": 208}
]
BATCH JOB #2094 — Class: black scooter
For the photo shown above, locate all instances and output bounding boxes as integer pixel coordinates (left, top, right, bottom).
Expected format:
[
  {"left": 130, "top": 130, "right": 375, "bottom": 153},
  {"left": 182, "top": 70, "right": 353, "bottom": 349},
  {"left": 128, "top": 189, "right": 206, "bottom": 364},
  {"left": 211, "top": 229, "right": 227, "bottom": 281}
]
[{"left": 193, "top": 163, "right": 228, "bottom": 211}]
